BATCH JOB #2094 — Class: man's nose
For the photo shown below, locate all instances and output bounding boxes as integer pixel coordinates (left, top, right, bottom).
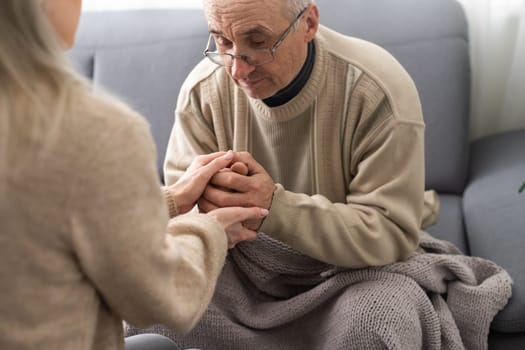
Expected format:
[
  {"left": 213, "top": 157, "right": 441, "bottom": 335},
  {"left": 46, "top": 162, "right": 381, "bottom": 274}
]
[{"left": 230, "top": 56, "right": 256, "bottom": 80}]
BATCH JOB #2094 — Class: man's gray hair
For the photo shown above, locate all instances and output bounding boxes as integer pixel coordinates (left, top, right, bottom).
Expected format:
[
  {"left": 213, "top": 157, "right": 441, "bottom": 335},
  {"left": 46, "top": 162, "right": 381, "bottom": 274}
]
[{"left": 285, "top": 0, "right": 314, "bottom": 19}]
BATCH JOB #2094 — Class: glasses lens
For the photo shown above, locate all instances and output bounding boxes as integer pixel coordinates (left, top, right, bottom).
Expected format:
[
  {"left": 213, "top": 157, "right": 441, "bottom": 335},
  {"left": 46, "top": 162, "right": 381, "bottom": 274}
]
[
  {"left": 205, "top": 50, "right": 274, "bottom": 67},
  {"left": 206, "top": 52, "right": 232, "bottom": 66},
  {"left": 247, "top": 50, "right": 274, "bottom": 65}
]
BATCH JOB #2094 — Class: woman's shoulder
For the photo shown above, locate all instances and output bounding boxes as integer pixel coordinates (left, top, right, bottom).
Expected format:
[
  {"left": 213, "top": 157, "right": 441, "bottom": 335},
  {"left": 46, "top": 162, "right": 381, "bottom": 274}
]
[
  {"left": 62, "top": 82, "right": 155, "bottom": 166},
  {"left": 73, "top": 83, "right": 148, "bottom": 133}
]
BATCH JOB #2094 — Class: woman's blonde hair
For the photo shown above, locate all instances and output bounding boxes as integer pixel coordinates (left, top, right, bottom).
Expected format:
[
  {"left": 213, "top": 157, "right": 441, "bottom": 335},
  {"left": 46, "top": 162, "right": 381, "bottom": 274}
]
[{"left": 0, "top": 0, "right": 85, "bottom": 170}]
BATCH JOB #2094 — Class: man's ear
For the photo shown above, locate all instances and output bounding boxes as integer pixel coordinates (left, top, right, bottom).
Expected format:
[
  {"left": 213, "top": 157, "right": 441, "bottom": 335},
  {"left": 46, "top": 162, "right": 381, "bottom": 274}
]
[{"left": 304, "top": 4, "right": 319, "bottom": 42}]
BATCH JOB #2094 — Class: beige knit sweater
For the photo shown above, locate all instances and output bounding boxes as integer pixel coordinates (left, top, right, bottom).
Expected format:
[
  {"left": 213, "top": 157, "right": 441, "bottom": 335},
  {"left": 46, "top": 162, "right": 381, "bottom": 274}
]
[
  {"left": 165, "top": 25, "right": 435, "bottom": 268},
  {"left": 0, "top": 86, "right": 227, "bottom": 349}
]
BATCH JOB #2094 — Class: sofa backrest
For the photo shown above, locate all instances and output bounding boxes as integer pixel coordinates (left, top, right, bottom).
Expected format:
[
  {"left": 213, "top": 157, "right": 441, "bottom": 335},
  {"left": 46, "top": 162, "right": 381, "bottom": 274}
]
[
  {"left": 69, "top": 10, "right": 209, "bottom": 179},
  {"left": 69, "top": 0, "right": 470, "bottom": 193}
]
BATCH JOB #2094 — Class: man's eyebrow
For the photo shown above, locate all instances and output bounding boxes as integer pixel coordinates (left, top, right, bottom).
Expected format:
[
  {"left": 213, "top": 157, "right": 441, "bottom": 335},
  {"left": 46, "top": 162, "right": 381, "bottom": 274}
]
[
  {"left": 241, "top": 27, "right": 272, "bottom": 36},
  {"left": 209, "top": 26, "right": 273, "bottom": 36}
]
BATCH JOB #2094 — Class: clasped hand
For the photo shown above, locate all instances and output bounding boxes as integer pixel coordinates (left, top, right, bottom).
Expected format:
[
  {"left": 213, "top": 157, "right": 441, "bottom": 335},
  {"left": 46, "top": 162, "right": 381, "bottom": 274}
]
[
  {"left": 166, "top": 151, "right": 273, "bottom": 248},
  {"left": 198, "top": 151, "right": 276, "bottom": 234}
]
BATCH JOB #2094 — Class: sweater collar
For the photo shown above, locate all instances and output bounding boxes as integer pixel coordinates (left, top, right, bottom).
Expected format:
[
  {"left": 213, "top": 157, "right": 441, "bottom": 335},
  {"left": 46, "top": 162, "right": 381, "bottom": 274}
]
[
  {"left": 263, "top": 41, "right": 316, "bottom": 108},
  {"left": 249, "top": 31, "right": 329, "bottom": 122}
]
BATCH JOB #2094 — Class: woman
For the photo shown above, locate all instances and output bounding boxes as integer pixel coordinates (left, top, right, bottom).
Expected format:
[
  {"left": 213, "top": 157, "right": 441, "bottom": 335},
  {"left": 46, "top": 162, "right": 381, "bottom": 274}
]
[{"left": 0, "top": 0, "right": 267, "bottom": 349}]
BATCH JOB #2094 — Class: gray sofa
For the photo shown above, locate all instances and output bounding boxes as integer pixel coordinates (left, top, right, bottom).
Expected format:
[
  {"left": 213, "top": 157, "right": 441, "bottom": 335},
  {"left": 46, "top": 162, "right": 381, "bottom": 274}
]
[{"left": 69, "top": 0, "right": 525, "bottom": 348}]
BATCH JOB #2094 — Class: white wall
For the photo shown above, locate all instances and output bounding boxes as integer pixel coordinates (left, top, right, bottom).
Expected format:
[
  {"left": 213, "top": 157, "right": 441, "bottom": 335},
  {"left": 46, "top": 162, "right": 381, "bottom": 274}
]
[
  {"left": 82, "top": 0, "right": 202, "bottom": 11},
  {"left": 457, "top": 0, "right": 525, "bottom": 140}
]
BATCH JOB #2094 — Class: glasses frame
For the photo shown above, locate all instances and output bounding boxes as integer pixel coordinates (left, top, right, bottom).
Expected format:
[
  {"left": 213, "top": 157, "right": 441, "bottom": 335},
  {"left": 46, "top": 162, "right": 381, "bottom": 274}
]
[{"left": 203, "top": 7, "right": 308, "bottom": 67}]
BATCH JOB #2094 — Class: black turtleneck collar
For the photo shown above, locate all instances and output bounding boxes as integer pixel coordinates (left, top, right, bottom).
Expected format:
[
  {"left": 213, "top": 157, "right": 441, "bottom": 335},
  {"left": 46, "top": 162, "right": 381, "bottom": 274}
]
[{"left": 263, "top": 41, "right": 315, "bottom": 107}]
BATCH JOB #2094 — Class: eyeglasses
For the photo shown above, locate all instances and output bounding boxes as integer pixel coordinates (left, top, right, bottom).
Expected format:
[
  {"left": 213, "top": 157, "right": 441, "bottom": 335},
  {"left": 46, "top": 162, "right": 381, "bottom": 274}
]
[{"left": 203, "top": 7, "right": 308, "bottom": 67}]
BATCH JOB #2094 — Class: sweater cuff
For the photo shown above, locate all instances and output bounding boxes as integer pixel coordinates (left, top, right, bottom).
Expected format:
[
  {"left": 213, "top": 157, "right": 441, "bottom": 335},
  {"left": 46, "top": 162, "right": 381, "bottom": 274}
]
[
  {"left": 421, "top": 190, "right": 440, "bottom": 229},
  {"left": 162, "top": 186, "right": 179, "bottom": 218}
]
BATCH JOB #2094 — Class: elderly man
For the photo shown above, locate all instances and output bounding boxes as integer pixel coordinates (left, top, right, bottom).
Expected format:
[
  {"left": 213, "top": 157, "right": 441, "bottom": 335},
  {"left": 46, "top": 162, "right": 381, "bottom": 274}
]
[
  {"left": 168, "top": 0, "right": 427, "bottom": 262},
  {"left": 126, "top": 0, "right": 512, "bottom": 349}
]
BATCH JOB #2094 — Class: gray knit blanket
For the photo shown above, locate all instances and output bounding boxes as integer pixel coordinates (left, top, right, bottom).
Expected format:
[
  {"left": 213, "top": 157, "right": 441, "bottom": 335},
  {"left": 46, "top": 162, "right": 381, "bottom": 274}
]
[{"left": 126, "top": 231, "right": 512, "bottom": 350}]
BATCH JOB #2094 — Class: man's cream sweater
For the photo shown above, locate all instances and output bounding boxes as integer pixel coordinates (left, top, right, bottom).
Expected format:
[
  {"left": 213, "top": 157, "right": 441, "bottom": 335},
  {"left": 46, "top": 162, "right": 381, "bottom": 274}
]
[
  {"left": 0, "top": 87, "right": 227, "bottom": 349},
  {"left": 165, "top": 25, "right": 434, "bottom": 268}
]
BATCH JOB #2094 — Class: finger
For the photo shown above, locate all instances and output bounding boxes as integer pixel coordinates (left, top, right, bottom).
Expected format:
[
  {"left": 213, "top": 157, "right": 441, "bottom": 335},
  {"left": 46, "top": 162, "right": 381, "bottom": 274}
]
[
  {"left": 242, "top": 218, "right": 263, "bottom": 232},
  {"left": 242, "top": 229, "right": 258, "bottom": 241},
  {"left": 230, "top": 161, "right": 249, "bottom": 175},
  {"left": 188, "top": 151, "right": 232, "bottom": 173},
  {"left": 229, "top": 228, "right": 258, "bottom": 248},
  {"left": 233, "top": 151, "right": 265, "bottom": 174},
  {"left": 217, "top": 206, "right": 269, "bottom": 227},
  {"left": 203, "top": 185, "right": 248, "bottom": 207},
  {"left": 188, "top": 152, "right": 235, "bottom": 192},
  {"left": 237, "top": 207, "right": 269, "bottom": 222},
  {"left": 186, "top": 151, "right": 226, "bottom": 172},
  {"left": 195, "top": 151, "right": 235, "bottom": 180},
  {"left": 197, "top": 196, "right": 219, "bottom": 213},
  {"left": 210, "top": 171, "right": 251, "bottom": 193},
  {"left": 194, "top": 151, "right": 228, "bottom": 166}
]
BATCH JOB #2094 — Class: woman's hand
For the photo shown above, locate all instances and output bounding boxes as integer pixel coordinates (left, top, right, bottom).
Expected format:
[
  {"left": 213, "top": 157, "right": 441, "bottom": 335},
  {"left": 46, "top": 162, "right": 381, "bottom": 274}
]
[
  {"left": 165, "top": 151, "right": 234, "bottom": 214},
  {"left": 207, "top": 206, "right": 269, "bottom": 248}
]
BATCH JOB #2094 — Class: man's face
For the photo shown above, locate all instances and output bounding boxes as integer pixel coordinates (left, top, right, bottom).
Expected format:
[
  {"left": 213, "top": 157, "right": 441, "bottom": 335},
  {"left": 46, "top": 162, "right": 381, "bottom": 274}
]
[{"left": 205, "top": 0, "right": 311, "bottom": 100}]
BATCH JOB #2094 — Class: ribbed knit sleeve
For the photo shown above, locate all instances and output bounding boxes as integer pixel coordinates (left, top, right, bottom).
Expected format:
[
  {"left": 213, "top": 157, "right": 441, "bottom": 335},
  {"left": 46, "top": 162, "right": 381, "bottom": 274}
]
[
  {"left": 261, "top": 118, "right": 425, "bottom": 268},
  {"left": 68, "top": 105, "right": 227, "bottom": 333}
]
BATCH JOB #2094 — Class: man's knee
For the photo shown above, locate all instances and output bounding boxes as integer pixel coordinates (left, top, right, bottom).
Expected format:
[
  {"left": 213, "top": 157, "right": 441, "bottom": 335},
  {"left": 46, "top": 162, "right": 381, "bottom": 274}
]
[{"left": 326, "top": 277, "right": 433, "bottom": 349}]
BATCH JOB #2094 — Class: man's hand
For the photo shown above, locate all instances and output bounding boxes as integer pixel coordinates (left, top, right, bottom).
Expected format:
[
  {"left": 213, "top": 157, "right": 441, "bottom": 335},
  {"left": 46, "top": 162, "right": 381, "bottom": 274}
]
[
  {"left": 165, "top": 151, "right": 234, "bottom": 214},
  {"left": 198, "top": 152, "right": 276, "bottom": 231}
]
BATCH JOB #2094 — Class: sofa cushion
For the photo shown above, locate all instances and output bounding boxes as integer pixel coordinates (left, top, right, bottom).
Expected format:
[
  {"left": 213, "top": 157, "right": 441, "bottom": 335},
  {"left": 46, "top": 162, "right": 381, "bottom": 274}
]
[
  {"left": 426, "top": 194, "right": 468, "bottom": 254},
  {"left": 464, "top": 129, "right": 525, "bottom": 332}
]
